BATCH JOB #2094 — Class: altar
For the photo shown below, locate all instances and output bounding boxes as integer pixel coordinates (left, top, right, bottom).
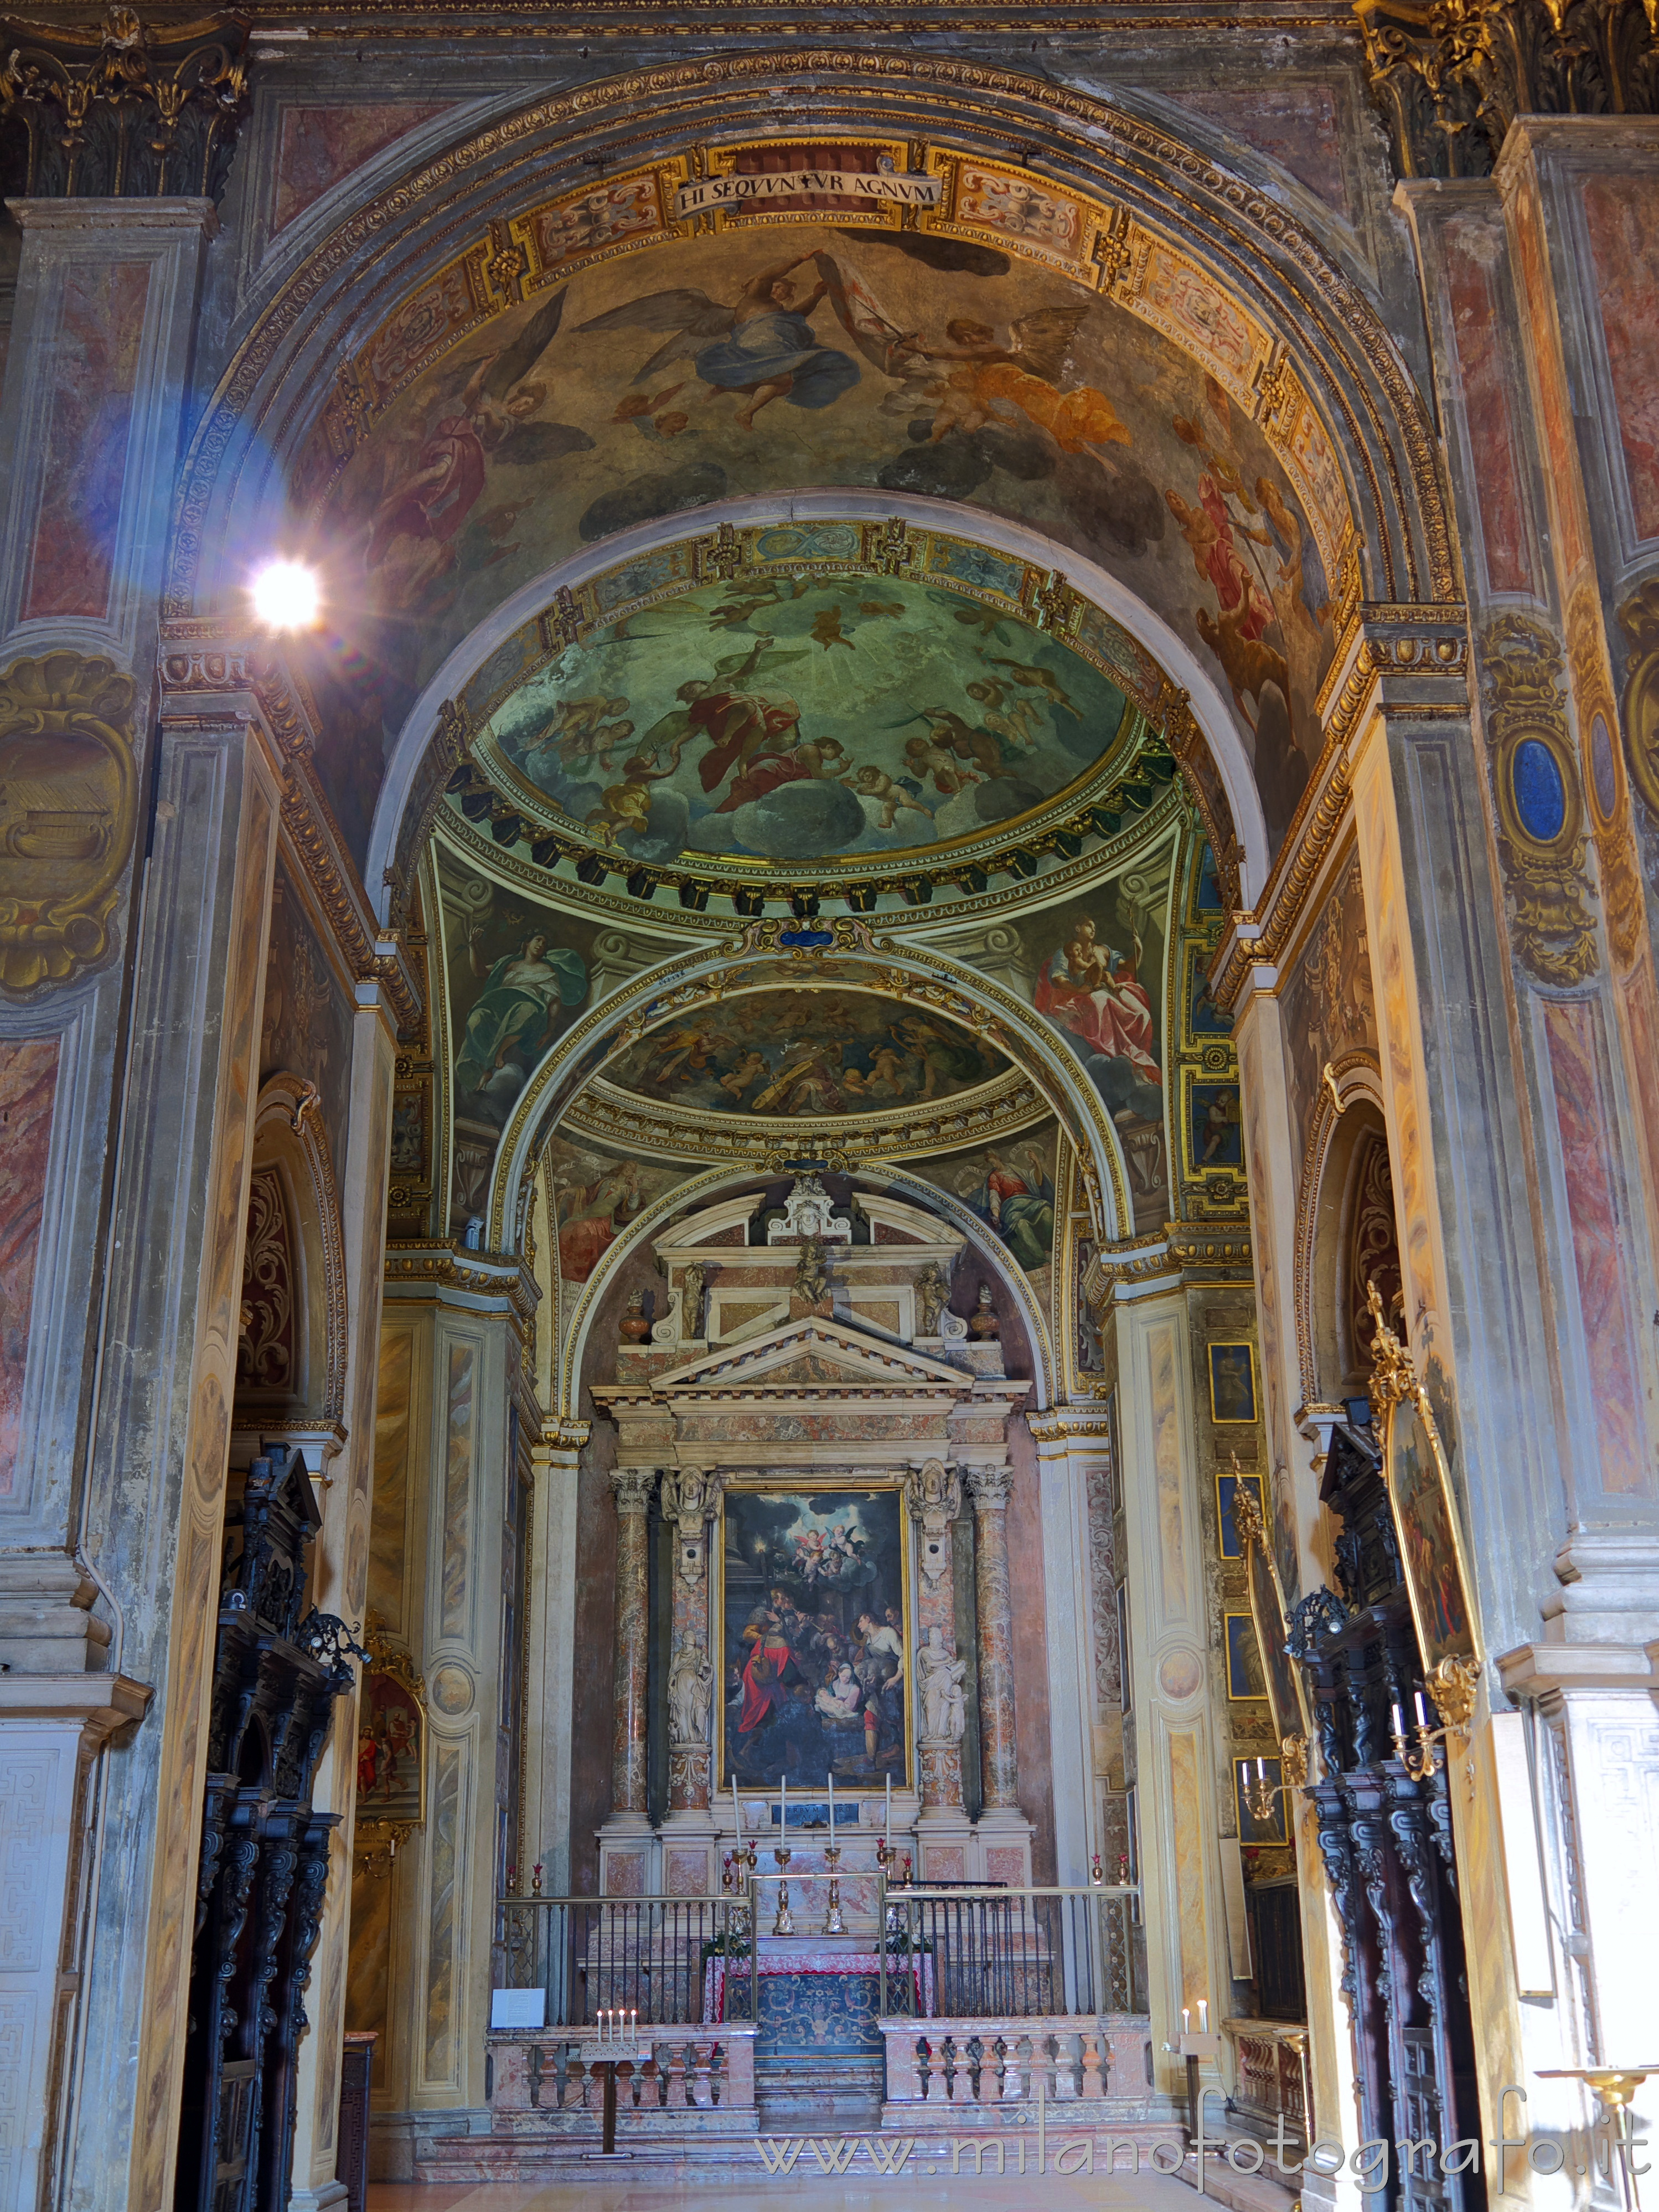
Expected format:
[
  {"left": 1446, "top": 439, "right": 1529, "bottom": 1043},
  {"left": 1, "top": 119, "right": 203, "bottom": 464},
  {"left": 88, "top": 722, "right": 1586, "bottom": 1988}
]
[{"left": 703, "top": 1935, "right": 934, "bottom": 2059}]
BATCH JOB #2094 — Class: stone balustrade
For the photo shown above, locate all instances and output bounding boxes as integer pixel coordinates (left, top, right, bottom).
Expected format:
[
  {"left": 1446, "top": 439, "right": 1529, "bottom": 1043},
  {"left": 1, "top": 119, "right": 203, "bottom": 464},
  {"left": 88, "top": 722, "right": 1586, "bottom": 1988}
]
[
  {"left": 879, "top": 2013, "right": 1153, "bottom": 2113},
  {"left": 487, "top": 2026, "right": 757, "bottom": 2117}
]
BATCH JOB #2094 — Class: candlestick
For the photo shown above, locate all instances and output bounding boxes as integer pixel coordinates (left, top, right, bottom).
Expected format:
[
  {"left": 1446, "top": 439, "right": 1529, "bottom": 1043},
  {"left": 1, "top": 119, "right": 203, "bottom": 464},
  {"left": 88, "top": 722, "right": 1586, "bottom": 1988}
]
[
  {"left": 1391, "top": 1701, "right": 1404, "bottom": 1740},
  {"left": 1182, "top": 2008, "right": 1191, "bottom": 2033},
  {"left": 1198, "top": 2000, "right": 1208, "bottom": 2033}
]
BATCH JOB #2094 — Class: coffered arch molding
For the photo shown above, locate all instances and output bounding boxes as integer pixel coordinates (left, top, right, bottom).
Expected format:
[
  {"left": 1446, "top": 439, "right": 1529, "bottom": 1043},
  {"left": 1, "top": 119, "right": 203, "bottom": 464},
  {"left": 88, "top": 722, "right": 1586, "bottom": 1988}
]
[
  {"left": 168, "top": 53, "right": 1452, "bottom": 645},
  {"left": 550, "top": 1154, "right": 1059, "bottom": 1423},
  {"left": 478, "top": 927, "right": 1156, "bottom": 1260}
]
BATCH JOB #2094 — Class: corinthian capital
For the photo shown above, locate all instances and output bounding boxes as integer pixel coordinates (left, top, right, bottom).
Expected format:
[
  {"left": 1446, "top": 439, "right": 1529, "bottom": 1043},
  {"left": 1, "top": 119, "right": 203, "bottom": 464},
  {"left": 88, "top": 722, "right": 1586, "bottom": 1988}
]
[
  {"left": 964, "top": 1462, "right": 1013, "bottom": 1511},
  {"left": 609, "top": 1466, "right": 658, "bottom": 1515}
]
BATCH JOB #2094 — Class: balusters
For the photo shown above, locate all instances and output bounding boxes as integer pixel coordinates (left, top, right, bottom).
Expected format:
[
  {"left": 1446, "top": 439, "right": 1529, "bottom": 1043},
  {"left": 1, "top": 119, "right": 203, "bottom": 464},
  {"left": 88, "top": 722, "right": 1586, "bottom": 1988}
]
[
  {"left": 664, "top": 2040, "right": 688, "bottom": 2110},
  {"left": 1080, "top": 2029, "right": 1106, "bottom": 2099},
  {"left": 926, "top": 2036, "right": 949, "bottom": 2102}
]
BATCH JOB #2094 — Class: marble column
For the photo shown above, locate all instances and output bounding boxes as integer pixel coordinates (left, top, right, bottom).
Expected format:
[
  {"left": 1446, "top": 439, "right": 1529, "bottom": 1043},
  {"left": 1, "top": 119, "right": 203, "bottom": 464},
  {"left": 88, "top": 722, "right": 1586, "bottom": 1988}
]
[
  {"left": 605, "top": 1467, "right": 657, "bottom": 1880},
  {"left": 902, "top": 1458, "right": 966, "bottom": 1816},
  {"left": 965, "top": 1462, "right": 1019, "bottom": 1811}
]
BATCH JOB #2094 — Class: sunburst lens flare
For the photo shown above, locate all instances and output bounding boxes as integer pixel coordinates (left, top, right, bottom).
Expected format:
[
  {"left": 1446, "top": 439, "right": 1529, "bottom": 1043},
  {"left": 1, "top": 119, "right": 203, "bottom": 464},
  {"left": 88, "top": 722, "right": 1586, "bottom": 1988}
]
[{"left": 250, "top": 559, "right": 321, "bottom": 632}]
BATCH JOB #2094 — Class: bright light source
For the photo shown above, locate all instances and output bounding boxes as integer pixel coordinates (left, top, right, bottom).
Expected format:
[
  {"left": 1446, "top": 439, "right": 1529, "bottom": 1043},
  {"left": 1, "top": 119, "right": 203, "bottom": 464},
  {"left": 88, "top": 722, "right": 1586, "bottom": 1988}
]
[{"left": 250, "top": 559, "right": 321, "bottom": 632}]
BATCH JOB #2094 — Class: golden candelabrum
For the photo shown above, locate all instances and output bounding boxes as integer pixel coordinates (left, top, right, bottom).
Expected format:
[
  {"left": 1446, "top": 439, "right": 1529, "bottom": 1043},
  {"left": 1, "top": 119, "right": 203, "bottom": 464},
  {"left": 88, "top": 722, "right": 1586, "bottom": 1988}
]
[
  {"left": 772, "top": 1843, "right": 795, "bottom": 1935},
  {"left": 1243, "top": 1734, "right": 1309, "bottom": 1823},
  {"left": 1391, "top": 1688, "right": 1443, "bottom": 1779},
  {"left": 1536, "top": 2068, "right": 1657, "bottom": 2212},
  {"left": 875, "top": 1835, "right": 897, "bottom": 1875},
  {"left": 821, "top": 1842, "right": 847, "bottom": 1935}
]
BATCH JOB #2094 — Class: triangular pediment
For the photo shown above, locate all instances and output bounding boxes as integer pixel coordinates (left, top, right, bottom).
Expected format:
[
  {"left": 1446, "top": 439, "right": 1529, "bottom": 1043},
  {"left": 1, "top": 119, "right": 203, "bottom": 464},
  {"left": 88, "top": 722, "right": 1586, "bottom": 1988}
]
[{"left": 649, "top": 1316, "right": 971, "bottom": 1394}]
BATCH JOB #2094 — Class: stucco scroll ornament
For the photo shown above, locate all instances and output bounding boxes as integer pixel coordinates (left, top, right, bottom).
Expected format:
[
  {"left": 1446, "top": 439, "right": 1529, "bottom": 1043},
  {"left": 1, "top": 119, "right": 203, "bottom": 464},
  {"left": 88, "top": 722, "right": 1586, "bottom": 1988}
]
[
  {"left": 0, "top": 651, "right": 138, "bottom": 996},
  {"left": 668, "top": 1636, "right": 713, "bottom": 1748},
  {"left": 1616, "top": 576, "right": 1659, "bottom": 821},
  {"left": 917, "top": 1625, "right": 967, "bottom": 1745},
  {"left": 1480, "top": 614, "right": 1598, "bottom": 988},
  {"left": 902, "top": 1457, "right": 962, "bottom": 1590}
]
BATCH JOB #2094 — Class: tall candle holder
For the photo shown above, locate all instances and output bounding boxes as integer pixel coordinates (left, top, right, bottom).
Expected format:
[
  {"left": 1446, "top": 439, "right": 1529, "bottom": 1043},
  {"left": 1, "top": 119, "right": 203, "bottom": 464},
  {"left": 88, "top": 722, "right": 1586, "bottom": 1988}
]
[
  {"left": 771, "top": 1842, "right": 795, "bottom": 1935},
  {"left": 821, "top": 1842, "right": 847, "bottom": 1935},
  {"left": 875, "top": 1835, "right": 896, "bottom": 1874}
]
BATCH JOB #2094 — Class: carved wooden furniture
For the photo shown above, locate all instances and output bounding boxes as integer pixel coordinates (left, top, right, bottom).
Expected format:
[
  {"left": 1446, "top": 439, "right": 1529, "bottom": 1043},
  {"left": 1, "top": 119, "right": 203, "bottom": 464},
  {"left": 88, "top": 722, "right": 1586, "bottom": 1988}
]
[
  {"left": 173, "top": 1445, "right": 361, "bottom": 2212},
  {"left": 1288, "top": 1419, "right": 1479, "bottom": 2212},
  {"left": 336, "top": 2033, "right": 376, "bottom": 2212}
]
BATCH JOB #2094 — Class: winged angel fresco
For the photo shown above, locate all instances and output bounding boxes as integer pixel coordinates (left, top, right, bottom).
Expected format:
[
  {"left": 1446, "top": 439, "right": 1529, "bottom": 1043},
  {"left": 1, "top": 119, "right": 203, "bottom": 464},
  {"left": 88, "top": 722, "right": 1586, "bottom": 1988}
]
[{"left": 353, "top": 288, "right": 592, "bottom": 612}]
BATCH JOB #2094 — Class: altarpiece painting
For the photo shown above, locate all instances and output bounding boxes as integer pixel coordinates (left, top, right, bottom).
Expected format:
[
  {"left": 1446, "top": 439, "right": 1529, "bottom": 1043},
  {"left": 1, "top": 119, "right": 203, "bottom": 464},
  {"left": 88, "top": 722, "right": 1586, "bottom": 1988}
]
[{"left": 718, "top": 1484, "right": 912, "bottom": 1792}]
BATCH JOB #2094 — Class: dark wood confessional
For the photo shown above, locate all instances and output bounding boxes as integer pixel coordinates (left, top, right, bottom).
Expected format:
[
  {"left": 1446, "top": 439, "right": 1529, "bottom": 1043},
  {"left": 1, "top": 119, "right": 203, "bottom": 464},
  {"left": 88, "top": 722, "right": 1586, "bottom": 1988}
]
[{"left": 174, "top": 1444, "right": 363, "bottom": 2212}]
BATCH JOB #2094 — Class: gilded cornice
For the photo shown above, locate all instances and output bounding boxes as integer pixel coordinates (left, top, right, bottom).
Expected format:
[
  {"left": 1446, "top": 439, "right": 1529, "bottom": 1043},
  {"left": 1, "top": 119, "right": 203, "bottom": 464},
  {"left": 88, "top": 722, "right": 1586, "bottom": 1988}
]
[
  {"left": 251, "top": 4, "right": 1353, "bottom": 25},
  {"left": 383, "top": 1237, "right": 541, "bottom": 1324},
  {"left": 562, "top": 1065, "right": 1050, "bottom": 1169},
  {"left": 1210, "top": 602, "right": 1469, "bottom": 1009},
  {"left": 158, "top": 637, "right": 425, "bottom": 1035}
]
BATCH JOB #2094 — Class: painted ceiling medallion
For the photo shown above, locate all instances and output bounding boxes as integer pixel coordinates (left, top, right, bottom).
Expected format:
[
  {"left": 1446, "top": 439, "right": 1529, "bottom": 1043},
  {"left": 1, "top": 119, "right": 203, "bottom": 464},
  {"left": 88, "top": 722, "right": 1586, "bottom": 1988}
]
[{"left": 443, "top": 517, "right": 1184, "bottom": 900}]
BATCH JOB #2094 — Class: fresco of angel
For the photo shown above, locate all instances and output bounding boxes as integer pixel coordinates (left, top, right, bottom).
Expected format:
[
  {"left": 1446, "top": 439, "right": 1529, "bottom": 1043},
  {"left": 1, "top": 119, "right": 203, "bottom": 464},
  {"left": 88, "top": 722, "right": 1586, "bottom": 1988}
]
[
  {"left": 576, "top": 249, "right": 865, "bottom": 429},
  {"left": 900, "top": 305, "right": 1133, "bottom": 461}
]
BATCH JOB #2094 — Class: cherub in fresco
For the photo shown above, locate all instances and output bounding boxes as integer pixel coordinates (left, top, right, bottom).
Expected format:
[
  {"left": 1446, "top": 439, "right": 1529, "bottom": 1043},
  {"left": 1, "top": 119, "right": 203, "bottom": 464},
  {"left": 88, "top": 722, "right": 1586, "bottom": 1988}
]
[
  {"left": 976, "top": 654, "right": 1077, "bottom": 716},
  {"left": 576, "top": 249, "right": 861, "bottom": 430},
  {"left": 641, "top": 1024, "right": 723, "bottom": 1086},
  {"left": 719, "top": 1048, "right": 769, "bottom": 1102},
  {"left": 908, "top": 708, "right": 1007, "bottom": 781},
  {"left": 583, "top": 746, "right": 679, "bottom": 842},
  {"left": 903, "top": 730, "right": 985, "bottom": 796},
  {"left": 529, "top": 693, "right": 637, "bottom": 778},
  {"left": 810, "top": 605, "right": 855, "bottom": 652},
  {"left": 903, "top": 308, "right": 1132, "bottom": 463},
  {"left": 707, "top": 575, "right": 810, "bottom": 633},
  {"left": 964, "top": 676, "right": 1044, "bottom": 751},
  {"left": 839, "top": 761, "right": 934, "bottom": 831}
]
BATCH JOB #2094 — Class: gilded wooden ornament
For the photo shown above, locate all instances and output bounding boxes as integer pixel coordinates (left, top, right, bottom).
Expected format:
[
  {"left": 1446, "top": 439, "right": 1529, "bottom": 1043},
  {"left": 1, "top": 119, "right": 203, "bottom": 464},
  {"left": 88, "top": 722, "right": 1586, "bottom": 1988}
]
[
  {"left": 1480, "top": 614, "right": 1599, "bottom": 988},
  {"left": 0, "top": 650, "right": 139, "bottom": 996}
]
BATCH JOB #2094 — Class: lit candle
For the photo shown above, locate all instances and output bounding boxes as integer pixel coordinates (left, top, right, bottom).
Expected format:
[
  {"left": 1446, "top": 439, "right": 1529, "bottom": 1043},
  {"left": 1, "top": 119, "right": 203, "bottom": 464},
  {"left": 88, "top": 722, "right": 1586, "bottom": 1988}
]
[
  {"left": 1182, "top": 2008, "right": 1190, "bottom": 2034},
  {"left": 1391, "top": 1701, "right": 1404, "bottom": 1740},
  {"left": 1198, "top": 2000, "right": 1208, "bottom": 2033}
]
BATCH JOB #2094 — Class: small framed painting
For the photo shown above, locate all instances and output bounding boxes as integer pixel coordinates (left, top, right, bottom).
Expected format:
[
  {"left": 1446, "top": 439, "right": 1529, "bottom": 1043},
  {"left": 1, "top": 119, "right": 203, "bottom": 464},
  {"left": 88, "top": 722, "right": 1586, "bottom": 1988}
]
[
  {"left": 1226, "top": 1612, "right": 1268, "bottom": 1701},
  {"left": 1208, "top": 1340, "right": 1258, "bottom": 1426},
  {"left": 1216, "top": 1468, "right": 1264, "bottom": 1559},
  {"left": 1234, "top": 1757, "right": 1288, "bottom": 1845},
  {"left": 357, "top": 1633, "right": 427, "bottom": 1827},
  {"left": 1368, "top": 1288, "right": 1481, "bottom": 1706}
]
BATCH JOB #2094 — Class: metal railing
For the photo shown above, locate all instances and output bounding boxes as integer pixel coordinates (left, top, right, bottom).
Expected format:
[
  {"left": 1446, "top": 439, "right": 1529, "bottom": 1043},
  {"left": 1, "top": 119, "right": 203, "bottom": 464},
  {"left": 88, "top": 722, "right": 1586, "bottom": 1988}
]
[
  {"left": 880, "top": 1886, "right": 1140, "bottom": 2019},
  {"left": 495, "top": 1882, "right": 1140, "bottom": 2030},
  {"left": 495, "top": 1895, "right": 754, "bottom": 2027}
]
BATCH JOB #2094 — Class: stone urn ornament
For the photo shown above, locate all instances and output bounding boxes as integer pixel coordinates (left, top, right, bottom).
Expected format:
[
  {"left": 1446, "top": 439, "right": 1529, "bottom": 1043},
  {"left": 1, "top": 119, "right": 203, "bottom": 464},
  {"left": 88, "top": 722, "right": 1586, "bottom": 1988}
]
[
  {"left": 619, "top": 1287, "right": 652, "bottom": 1344},
  {"left": 968, "top": 1283, "right": 1000, "bottom": 1340}
]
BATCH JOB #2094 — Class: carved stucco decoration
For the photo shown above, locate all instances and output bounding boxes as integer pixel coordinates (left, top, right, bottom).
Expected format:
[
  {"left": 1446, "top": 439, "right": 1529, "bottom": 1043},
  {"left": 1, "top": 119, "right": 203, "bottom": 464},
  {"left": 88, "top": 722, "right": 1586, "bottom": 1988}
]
[
  {"left": 1480, "top": 613, "right": 1599, "bottom": 988},
  {"left": 0, "top": 649, "right": 138, "bottom": 996},
  {"left": 1616, "top": 577, "right": 1659, "bottom": 822}
]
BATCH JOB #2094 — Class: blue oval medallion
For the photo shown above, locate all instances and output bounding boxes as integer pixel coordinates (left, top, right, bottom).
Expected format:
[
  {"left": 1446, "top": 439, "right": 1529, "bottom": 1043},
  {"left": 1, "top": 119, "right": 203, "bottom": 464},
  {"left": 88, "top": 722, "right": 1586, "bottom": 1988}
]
[
  {"left": 1590, "top": 711, "right": 1618, "bottom": 819},
  {"left": 1512, "top": 736, "right": 1567, "bottom": 843}
]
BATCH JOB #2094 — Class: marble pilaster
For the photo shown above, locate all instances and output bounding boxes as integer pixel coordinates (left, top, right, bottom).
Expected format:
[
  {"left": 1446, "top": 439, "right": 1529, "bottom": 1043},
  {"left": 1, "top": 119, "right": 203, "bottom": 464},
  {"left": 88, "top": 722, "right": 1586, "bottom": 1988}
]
[
  {"left": 902, "top": 1458, "right": 973, "bottom": 1880},
  {"left": 965, "top": 1461, "right": 1019, "bottom": 1811},
  {"left": 658, "top": 1465, "right": 720, "bottom": 1896},
  {"left": 522, "top": 1424, "right": 587, "bottom": 1896},
  {"left": 599, "top": 1465, "right": 657, "bottom": 1893}
]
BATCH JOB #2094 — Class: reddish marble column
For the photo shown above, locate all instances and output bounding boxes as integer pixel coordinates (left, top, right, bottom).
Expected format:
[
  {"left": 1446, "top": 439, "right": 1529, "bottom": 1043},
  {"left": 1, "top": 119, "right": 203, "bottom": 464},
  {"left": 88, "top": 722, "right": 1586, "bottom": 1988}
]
[
  {"left": 966, "top": 1462, "right": 1019, "bottom": 1810},
  {"left": 609, "top": 1466, "right": 657, "bottom": 1817}
]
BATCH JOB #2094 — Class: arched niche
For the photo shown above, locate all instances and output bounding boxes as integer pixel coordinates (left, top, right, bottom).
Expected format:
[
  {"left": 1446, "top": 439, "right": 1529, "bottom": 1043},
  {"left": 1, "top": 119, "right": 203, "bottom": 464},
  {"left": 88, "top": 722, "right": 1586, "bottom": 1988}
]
[
  {"left": 231, "top": 1073, "right": 350, "bottom": 1479},
  {"left": 550, "top": 1159, "right": 1057, "bottom": 1422},
  {"left": 162, "top": 56, "right": 1453, "bottom": 911},
  {"left": 1292, "top": 1049, "right": 1402, "bottom": 1414}
]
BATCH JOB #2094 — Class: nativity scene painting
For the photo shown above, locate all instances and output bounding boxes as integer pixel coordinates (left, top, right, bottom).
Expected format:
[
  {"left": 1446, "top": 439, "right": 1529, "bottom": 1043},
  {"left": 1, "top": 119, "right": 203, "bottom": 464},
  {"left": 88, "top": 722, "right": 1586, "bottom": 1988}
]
[
  {"left": 720, "top": 1487, "right": 910, "bottom": 1792},
  {"left": 308, "top": 220, "right": 1340, "bottom": 866}
]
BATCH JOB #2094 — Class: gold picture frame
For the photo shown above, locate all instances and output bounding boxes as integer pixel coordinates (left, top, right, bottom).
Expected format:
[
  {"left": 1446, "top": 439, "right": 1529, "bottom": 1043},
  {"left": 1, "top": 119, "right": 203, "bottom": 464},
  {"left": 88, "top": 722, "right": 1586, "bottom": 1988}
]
[
  {"left": 1232, "top": 1481, "right": 1313, "bottom": 1743},
  {"left": 1207, "top": 1339, "right": 1258, "bottom": 1425},
  {"left": 1366, "top": 1285, "right": 1481, "bottom": 1724},
  {"left": 355, "top": 1612, "right": 428, "bottom": 1833},
  {"left": 715, "top": 1476, "right": 916, "bottom": 1801}
]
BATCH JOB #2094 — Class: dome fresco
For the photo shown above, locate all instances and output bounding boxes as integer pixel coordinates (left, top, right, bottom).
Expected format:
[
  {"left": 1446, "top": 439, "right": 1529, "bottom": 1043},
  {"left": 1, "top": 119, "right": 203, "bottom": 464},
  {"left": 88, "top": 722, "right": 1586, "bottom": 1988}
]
[{"left": 478, "top": 564, "right": 1130, "bottom": 865}]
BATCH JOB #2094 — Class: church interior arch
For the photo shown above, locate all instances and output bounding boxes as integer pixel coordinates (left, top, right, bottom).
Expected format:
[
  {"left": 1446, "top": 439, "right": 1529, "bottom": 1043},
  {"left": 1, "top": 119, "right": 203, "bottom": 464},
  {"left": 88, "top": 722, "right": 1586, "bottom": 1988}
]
[{"left": 10, "top": 16, "right": 1655, "bottom": 2211}]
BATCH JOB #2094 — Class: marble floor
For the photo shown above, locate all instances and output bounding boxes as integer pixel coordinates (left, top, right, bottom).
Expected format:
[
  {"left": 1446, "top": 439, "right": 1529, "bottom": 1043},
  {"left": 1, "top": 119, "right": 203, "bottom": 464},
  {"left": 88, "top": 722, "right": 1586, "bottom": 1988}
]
[{"left": 368, "top": 2174, "right": 1207, "bottom": 2212}]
